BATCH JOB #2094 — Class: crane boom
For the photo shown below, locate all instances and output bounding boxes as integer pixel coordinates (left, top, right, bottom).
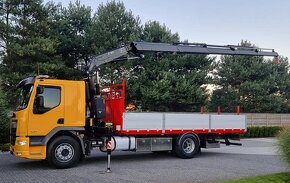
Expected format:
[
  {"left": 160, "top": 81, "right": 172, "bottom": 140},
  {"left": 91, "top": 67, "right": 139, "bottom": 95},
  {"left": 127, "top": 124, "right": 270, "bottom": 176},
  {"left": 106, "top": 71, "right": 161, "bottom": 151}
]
[
  {"left": 131, "top": 42, "right": 278, "bottom": 57},
  {"left": 88, "top": 41, "right": 278, "bottom": 73},
  {"left": 87, "top": 41, "right": 278, "bottom": 119}
]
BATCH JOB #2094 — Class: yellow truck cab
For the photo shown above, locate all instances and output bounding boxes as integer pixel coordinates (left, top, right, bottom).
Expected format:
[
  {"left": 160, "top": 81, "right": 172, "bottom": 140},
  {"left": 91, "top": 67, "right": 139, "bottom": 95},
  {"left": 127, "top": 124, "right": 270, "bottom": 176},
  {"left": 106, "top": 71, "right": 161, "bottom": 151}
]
[{"left": 11, "top": 76, "right": 86, "bottom": 162}]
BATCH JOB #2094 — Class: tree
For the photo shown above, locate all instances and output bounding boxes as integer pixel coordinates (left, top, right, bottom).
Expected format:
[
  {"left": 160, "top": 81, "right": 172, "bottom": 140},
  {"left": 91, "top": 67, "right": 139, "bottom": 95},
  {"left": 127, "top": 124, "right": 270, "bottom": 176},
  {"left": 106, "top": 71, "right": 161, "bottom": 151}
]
[
  {"left": 50, "top": 1, "right": 94, "bottom": 69},
  {"left": 91, "top": 1, "right": 141, "bottom": 52},
  {"left": 126, "top": 21, "right": 213, "bottom": 111},
  {"left": 210, "top": 41, "right": 290, "bottom": 113},
  {"left": 0, "top": 88, "right": 9, "bottom": 144},
  {"left": 141, "top": 21, "right": 179, "bottom": 43},
  {"left": 0, "top": 0, "right": 64, "bottom": 107},
  {"left": 91, "top": 1, "right": 142, "bottom": 84}
]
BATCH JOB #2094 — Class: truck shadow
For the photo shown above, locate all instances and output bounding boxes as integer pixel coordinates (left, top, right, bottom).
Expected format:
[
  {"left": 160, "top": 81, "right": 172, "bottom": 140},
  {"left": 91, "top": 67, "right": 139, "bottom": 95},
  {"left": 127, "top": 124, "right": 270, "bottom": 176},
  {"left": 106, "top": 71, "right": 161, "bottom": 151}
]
[
  {"left": 84, "top": 152, "right": 175, "bottom": 164},
  {"left": 12, "top": 151, "right": 221, "bottom": 169},
  {"left": 13, "top": 160, "right": 51, "bottom": 170},
  {"left": 81, "top": 151, "right": 219, "bottom": 166}
]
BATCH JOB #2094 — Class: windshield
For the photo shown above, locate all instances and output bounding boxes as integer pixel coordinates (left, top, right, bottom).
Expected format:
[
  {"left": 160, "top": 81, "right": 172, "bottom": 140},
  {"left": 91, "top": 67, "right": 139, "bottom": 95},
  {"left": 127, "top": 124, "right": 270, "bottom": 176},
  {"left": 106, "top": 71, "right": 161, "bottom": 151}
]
[{"left": 16, "top": 85, "right": 34, "bottom": 111}]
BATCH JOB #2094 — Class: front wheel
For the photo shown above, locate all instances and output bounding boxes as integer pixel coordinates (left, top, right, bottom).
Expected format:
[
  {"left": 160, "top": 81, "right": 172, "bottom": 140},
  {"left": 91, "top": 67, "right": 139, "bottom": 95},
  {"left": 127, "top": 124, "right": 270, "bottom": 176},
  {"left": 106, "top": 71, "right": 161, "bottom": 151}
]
[
  {"left": 47, "top": 136, "right": 81, "bottom": 168},
  {"left": 174, "top": 133, "right": 200, "bottom": 159}
]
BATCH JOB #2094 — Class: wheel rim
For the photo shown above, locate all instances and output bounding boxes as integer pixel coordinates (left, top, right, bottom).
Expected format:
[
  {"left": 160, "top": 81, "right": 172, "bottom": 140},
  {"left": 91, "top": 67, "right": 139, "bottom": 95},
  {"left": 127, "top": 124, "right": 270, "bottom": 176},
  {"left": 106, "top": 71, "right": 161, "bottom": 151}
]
[
  {"left": 182, "top": 138, "right": 195, "bottom": 154},
  {"left": 55, "top": 143, "right": 74, "bottom": 162}
]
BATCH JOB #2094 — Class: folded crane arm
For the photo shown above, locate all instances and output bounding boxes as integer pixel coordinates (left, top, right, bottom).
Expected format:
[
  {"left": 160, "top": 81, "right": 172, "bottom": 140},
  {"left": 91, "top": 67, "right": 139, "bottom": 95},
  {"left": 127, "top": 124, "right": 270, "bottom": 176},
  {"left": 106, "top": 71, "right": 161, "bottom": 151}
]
[{"left": 88, "top": 41, "right": 278, "bottom": 74}]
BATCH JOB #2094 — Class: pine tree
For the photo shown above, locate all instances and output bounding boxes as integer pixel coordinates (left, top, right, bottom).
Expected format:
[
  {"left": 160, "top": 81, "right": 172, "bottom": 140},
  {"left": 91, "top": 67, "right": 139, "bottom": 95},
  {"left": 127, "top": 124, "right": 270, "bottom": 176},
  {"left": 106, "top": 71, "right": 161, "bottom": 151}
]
[
  {"left": 210, "top": 41, "right": 290, "bottom": 113},
  {"left": 126, "top": 21, "right": 213, "bottom": 111}
]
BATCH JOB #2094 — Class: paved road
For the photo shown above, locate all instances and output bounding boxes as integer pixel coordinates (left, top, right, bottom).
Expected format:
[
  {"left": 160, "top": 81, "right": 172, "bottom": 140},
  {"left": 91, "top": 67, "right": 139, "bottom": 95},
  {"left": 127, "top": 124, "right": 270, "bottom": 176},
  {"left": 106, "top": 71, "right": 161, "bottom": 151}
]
[{"left": 0, "top": 138, "right": 287, "bottom": 183}]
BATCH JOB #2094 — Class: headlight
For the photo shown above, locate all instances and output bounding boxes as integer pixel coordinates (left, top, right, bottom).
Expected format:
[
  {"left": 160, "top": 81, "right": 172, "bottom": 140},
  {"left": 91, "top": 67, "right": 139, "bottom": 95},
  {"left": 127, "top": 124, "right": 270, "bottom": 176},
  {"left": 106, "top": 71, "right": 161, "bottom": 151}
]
[{"left": 17, "top": 140, "right": 27, "bottom": 146}]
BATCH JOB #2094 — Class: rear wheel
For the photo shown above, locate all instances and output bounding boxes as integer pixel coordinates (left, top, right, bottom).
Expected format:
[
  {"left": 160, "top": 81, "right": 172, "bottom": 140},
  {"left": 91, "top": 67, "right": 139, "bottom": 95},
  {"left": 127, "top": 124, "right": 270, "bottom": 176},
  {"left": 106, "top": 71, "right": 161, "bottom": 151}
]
[
  {"left": 174, "top": 133, "right": 199, "bottom": 159},
  {"left": 47, "top": 136, "right": 81, "bottom": 168}
]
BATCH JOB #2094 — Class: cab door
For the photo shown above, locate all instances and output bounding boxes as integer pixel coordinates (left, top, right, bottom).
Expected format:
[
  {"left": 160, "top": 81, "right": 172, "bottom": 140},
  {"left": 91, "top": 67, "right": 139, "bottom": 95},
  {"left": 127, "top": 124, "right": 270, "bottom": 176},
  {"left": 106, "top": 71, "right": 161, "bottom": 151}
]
[{"left": 28, "top": 85, "right": 64, "bottom": 136}]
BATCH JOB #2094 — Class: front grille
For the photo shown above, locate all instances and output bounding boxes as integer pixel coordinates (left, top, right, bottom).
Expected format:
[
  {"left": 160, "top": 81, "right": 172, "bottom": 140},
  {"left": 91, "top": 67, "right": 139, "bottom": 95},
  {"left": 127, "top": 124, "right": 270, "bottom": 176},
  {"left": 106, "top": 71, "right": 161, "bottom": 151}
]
[{"left": 10, "top": 119, "right": 17, "bottom": 145}]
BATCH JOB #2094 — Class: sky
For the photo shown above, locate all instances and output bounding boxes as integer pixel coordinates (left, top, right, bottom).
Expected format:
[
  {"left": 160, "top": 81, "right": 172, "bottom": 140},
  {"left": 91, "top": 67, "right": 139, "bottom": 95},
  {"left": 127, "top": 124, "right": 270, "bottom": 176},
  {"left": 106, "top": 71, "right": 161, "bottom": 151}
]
[{"left": 45, "top": 0, "right": 290, "bottom": 59}]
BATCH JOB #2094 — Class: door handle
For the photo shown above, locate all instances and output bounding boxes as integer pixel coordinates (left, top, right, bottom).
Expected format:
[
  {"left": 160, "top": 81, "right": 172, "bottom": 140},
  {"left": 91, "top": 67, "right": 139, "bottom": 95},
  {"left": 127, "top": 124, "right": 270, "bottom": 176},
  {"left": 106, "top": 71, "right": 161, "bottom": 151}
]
[{"left": 57, "top": 118, "right": 64, "bottom": 124}]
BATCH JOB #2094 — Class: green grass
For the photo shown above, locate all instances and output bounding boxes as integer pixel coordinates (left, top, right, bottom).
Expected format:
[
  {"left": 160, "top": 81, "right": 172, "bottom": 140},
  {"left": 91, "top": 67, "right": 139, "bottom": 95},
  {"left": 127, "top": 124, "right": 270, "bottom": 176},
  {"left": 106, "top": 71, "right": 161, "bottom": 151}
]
[{"left": 216, "top": 173, "right": 290, "bottom": 183}]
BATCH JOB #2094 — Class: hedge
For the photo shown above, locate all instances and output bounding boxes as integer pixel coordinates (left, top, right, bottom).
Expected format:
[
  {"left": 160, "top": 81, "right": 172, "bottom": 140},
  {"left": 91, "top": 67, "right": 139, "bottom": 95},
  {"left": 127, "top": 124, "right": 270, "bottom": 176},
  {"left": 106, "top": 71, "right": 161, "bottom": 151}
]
[
  {"left": 278, "top": 127, "right": 290, "bottom": 167},
  {"left": 241, "top": 126, "right": 283, "bottom": 138},
  {"left": 0, "top": 143, "right": 10, "bottom": 152},
  {"left": 0, "top": 92, "right": 10, "bottom": 145}
]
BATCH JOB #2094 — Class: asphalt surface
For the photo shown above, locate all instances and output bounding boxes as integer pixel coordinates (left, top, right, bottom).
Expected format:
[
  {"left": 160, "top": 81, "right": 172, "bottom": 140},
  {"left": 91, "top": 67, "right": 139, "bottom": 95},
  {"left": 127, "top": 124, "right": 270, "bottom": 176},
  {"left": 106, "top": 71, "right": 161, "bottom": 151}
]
[{"left": 0, "top": 138, "right": 287, "bottom": 183}]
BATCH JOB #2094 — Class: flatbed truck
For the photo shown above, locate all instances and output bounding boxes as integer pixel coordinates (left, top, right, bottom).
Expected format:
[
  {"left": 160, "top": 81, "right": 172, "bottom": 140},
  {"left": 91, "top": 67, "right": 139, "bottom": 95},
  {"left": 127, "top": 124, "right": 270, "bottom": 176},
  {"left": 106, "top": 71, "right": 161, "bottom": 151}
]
[{"left": 10, "top": 41, "right": 278, "bottom": 168}]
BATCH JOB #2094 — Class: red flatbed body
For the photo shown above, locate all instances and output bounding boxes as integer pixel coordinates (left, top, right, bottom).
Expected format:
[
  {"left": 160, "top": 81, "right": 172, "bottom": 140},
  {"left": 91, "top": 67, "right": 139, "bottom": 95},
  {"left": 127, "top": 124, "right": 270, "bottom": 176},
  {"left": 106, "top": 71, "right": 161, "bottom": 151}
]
[{"left": 101, "top": 81, "right": 246, "bottom": 137}]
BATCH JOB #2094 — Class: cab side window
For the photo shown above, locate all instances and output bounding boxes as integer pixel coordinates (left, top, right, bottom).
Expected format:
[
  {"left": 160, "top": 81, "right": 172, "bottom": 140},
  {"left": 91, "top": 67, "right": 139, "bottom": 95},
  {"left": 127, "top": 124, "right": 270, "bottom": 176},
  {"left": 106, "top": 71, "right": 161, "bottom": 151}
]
[
  {"left": 43, "top": 87, "right": 61, "bottom": 108},
  {"left": 34, "top": 86, "right": 61, "bottom": 114}
]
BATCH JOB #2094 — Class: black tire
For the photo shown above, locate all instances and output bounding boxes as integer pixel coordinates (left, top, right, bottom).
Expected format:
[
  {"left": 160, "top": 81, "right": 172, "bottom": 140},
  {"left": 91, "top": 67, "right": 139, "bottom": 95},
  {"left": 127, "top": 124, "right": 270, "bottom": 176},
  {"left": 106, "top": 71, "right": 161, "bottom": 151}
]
[
  {"left": 47, "top": 136, "right": 81, "bottom": 169},
  {"left": 174, "top": 133, "right": 200, "bottom": 159}
]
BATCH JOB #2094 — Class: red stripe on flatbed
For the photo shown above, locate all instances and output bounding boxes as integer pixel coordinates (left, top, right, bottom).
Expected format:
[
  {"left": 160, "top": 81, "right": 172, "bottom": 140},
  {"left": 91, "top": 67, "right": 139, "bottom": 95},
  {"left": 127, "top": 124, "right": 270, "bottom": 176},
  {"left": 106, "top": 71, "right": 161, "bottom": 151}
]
[{"left": 115, "top": 129, "right": 245, "bottom": 136}]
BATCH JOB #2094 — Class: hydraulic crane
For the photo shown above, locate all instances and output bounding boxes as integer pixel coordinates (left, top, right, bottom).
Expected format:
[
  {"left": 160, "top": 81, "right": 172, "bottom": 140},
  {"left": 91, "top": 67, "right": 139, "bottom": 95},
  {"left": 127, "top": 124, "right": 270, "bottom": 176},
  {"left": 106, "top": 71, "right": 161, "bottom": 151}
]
[{"left": 86, "top": 41, "right": 278, "bottom": 121}]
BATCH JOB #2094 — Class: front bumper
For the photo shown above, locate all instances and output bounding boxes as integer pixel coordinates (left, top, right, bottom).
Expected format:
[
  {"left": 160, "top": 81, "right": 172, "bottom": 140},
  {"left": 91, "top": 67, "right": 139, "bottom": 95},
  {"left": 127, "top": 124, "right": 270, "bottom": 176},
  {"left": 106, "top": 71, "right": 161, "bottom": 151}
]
[{"left": 10, "top": 137, "right": 46, "bottom": 160}]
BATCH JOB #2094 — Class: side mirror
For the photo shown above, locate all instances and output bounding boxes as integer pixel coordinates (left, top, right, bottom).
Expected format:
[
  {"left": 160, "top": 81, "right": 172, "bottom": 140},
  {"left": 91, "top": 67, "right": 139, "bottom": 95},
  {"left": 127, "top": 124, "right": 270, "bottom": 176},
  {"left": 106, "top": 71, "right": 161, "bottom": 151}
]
[
  {"left": 35, "top": 96, "right": 44, "bottom": 108},
  {"left": 37, "top": 86, "right": 44, "bottom": 94}
]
